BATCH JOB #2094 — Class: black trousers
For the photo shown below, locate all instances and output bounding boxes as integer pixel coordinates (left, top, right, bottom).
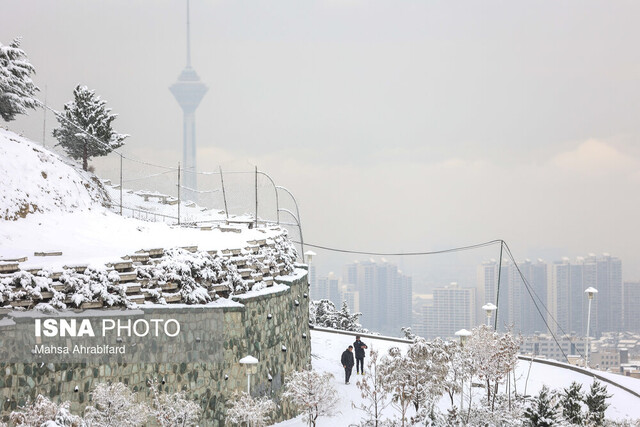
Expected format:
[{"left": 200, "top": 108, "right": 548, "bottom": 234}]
[
  {"left": 356, "top": 357, "right": 364, "bottom": 373},
  {"left": 344, "top": 366, "right": 353, "bottom": 383}
]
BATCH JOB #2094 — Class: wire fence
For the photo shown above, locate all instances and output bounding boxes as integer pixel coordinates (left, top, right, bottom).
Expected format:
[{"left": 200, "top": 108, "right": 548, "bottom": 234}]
[{"left": 25, "top": 98, "right": 305, "bottom": 256}]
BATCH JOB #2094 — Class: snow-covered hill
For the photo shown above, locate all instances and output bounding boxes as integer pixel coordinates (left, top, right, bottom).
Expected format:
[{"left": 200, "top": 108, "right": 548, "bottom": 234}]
[
  {"left": 274, "top": 330, "right": 640, "bottom": 426},
  {"left": 0, "top": 128, "right": 109, "bottom": 220},
  {"left": 0, "top": 128, "right": 292, "bottom": 274}
]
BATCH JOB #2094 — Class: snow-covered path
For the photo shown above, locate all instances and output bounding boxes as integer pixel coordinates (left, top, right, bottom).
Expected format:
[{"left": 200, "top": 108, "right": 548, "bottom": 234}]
[{"left": 274, "top": 330, "right": 640, "bottom": 426}]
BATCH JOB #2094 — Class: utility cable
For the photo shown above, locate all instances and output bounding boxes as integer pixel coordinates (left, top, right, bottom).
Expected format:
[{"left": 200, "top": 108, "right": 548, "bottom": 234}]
[{"left": 295, "top": 239, "right": 503, "bottom": 256}]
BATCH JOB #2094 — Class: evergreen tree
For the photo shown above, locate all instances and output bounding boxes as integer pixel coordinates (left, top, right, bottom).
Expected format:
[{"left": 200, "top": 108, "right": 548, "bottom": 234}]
[
  {"left": 0, "top": 37, "right": 39, "bottom": 121},
  {"left": 336, "top": 300, "right": 365, "bottom": 331},
  {"left": 523, "top": 385, "right": 558, "bottom": 427},
  {"left": 585, "top": 380, "right": 611, "bottom": 426},
  {"left": 561, "top": 381, "right": 584, "bottom": 425},
  {"left": 53, "top": 85, "right": 128, "bottom": 171}
]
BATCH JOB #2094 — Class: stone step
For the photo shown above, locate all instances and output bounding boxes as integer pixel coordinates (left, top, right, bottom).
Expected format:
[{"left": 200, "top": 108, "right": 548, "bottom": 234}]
[
  {"left": 0, "top": 262, "right": 19, "bottom": 273},
  {"left": 108, "top": 260, "right": 133, "bottom": 272},
  {"left": 124, "top": 284, "right": 141, "bottom": 294},
  {"left": 263, "top": 276, "right": 274, "bottom": 286},
  {"left": 129, "top": 253, "right": 149, "bottom": 263},
  {"left": 245, "top": 245, "right": 259, "bottom": 254},
  {"left": 128, "top": 295, "right": 145, "bottom": 304},
  {"left": 238, "top": 268, "right": 253, "bottom": 279},
  {"left": 63, "top": 264, "right": 88, "bottom": 273},
  {"left": 0, "top": 256, "right": 28, "bottom": 263},
  {"left": 162, "top": 293, "right": 182, "bottom": 303},
  {"left": 218, "top": 226, "right": 242, "bottom": 233},
  {"left": 160, "top": 282, "right": 178, "bottom": 292},
  {"left": 180, "top": 245, "right": 198, "bottom": 253},
  {"left": 39, "top": 291, "right": 54, "bottom": 300},
  {"left": 118, "top": 271, "right": 138, "bottom": 283},
  {"left": 10, "top": 300, "right": 33, "bottom": 307},
  {"left": 212, "top": 284, "right": 230, "bottom": 293},
  {"left": 80, "top": 300, "right": 104, "bottom": 309},
  {"left": 34, "top": 250, "right": 63, "bottom": 257},
  {"left": 138, "top": 248, "right": 164, "bottom": 258}
]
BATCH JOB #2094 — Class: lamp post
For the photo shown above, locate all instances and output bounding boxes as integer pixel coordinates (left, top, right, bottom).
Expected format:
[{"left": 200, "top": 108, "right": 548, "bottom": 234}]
[
  {"left": 584, "top": 287, "right": 598, "bottom": 369},
  {"left": 482, "top": 303, "right": 497, "bottom": 328},
  {"left": 239, "top": 355, "right": 259, "bottom": 394},
  {"left": 455, "top": 328, "right": 472, "bottom": 345},
  {"left": 455, "top": 329, "right": 472, "bottom": 412}
]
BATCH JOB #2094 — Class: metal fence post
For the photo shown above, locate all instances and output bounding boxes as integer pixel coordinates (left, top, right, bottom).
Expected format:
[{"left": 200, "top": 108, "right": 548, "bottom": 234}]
[
  {"left": 219, "top": 166, "right": 229, "bottom": 220},
  {"left": 119, "top": 153, "right": 123, "bottom": 216},
  {"left": 254, "top": 166, "right": 258, "bottom": 228}
]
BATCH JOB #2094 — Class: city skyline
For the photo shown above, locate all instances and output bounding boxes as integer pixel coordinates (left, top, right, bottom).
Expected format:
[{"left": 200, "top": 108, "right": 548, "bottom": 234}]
[{"left": 2, "top": 1, "right": 640, "bottom": 282}]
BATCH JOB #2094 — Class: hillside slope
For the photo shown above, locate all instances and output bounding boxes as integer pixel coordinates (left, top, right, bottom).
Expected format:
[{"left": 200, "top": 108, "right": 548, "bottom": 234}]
[{"left": 0, "top": 128, "right": 109, "bottom": 220}]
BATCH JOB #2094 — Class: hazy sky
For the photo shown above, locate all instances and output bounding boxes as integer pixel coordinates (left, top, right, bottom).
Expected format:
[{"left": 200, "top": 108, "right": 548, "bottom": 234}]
[{"left": 3, "top": 1, "right": 640, "bottom": 284}]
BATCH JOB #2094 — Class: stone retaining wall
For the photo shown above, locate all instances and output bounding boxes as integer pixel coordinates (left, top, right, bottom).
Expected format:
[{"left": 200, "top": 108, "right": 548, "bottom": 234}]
[{"left": 0, "top": 270, "right": 310, "bottom": 426}]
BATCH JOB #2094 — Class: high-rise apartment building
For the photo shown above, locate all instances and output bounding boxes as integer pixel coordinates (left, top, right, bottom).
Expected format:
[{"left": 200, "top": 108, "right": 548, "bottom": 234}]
[
  {"left": 424, "top": 282, "right": 477, "bottom": 339},
  {"left": 624, "top": 282, "right": 640, "bottom": 333},
  {"left": 342, "top": 259, "right": 413, "bottom": 336},
  {"left": 549, "top": 254, "right": 622, "bottom": 338}
]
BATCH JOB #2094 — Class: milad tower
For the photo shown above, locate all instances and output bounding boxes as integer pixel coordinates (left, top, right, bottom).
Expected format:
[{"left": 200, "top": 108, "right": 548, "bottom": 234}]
[{"left": 170, "top": 0, "right": 207, "bottom": 201}]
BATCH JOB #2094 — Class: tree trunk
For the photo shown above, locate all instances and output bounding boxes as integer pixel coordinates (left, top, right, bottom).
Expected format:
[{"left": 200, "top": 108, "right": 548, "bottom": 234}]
[{"left": 83, "top": 142, "right": 88, "bottom": 171}]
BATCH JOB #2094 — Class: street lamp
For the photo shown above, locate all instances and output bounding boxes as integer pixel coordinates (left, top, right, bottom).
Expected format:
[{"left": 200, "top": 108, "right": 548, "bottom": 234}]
[
  {"left": 584, "top": 287, "right": 598, "bottom": 369},
  {"left": 482, "top": 303, "right": 497, "bottom": 327},
  {"left": 239, "top": 355, "right": 259, "bottom": 394},
  {"left": 304, "top": 250, "right": 316, "bottom": 265},
  {"left": 455, "top": 329, "right": 472, "bottom": 345},
  {"left": 455, "top": 329, "right": 472, "bottom": 412}
]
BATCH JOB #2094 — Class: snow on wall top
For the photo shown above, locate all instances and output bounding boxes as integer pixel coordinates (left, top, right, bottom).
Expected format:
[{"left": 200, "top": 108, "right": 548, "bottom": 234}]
[{"left": 0, "top": 128, "right": 109, "bottom": 220}]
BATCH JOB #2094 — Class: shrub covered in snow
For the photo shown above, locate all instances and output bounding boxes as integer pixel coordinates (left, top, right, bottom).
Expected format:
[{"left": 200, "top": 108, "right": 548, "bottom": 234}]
[
  {"left": 10, "top": 394, "right": 84, "bottom": 427},
  {"left": 83, "top": 382, "right": 150, "bottom": 427},
  {"left": 225, "top": 391, "right": 276, "bottom": 426},
  {"left": 282, "top": 369, "right": 340, "bottom": 427},
  {"left": 149, "top": 379, "right": 201, "bottom": 427}
]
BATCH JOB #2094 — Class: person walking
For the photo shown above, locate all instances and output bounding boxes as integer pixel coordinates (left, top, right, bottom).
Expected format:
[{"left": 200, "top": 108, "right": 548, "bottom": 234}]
[
  {"left": 353, "top": 335, "right": 368, "bottom": 375},
  {"left": 341, "top": 345, "right": 355, "bottom": 384}
]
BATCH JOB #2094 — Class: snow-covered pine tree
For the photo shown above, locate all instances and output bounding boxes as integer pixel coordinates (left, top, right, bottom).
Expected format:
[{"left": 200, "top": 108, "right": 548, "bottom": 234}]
[
  {"left": 585, "top": 379, "right": 611, "bottom": 426},
  {"left": 337, "top": 300, "right": 366, "bottom": 332},
  {"left": 53, "top": 85, "right": 128, "bottom": 171},
  {"left": 354, "top": 349, "right": 390, "bottom": 427},
  {"left": 83, "top": 382, "right": 150, "bottom": 427},
  {"left": 309, "top": 299, "right": 338, "bottom": 328},
  {"left": 522, "top": 385, "right": 558, "bottom": 427},
  {"left": 560, "top": 381, "right": 584, "bottom": 425},
  {"left": 401, "top": 327, "right": 416, "bottom": 340},
  {"left": 282, "top": 369, "right": 339, "bottom": 427},
  {"left": 0, "top": 37, "right": 39, "bottom": 122},
  {"left": 225, "top": 392, "right": 276, "bottom": 427}
]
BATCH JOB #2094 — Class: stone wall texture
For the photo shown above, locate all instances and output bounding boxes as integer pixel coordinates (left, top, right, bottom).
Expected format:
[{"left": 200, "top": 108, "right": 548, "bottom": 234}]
[{"left": 0, "top": 270, "right": 310, "bottom": 426}]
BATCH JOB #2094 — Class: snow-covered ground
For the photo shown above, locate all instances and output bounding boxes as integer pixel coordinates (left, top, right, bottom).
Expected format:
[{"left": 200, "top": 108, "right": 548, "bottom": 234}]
[
  {"left": 0, "top": 128, "right": 284, "bottom": 270},
  {"left": 274, "top": 330, "right": 640, "bottom": 426}
]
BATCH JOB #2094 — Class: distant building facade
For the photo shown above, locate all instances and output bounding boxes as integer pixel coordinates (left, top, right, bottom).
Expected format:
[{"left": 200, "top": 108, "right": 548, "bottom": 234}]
[
  {"left": 423, "top": 282, "right": 477, "bottom": 340},
  {"left": 341, "top": 259, "right": 412, "bottom": 336}
]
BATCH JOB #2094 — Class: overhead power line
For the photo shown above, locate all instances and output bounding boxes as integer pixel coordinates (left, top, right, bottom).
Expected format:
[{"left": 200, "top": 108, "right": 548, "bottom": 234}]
[{"left": 296, "top": 239, "right": 503, "bottom": 256}]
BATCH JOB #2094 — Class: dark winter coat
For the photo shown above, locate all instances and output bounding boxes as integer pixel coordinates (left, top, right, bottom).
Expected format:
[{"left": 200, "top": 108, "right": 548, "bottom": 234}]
[
  {"left": 353, "top": 340, "right": 367, "bottom": 358},
  {"left": 341, "top": 349, "right": 354, "bottom": 367}
]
